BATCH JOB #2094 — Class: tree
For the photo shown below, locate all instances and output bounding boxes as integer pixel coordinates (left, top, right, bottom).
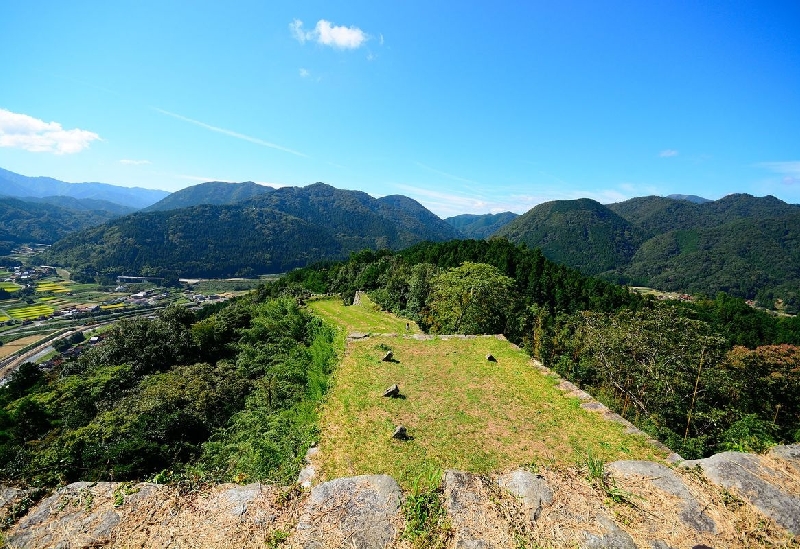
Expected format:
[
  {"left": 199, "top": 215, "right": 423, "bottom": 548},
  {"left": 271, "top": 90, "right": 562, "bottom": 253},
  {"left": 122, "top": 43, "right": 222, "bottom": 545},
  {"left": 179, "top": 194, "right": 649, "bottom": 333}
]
[{"left": 427, "top": 262, "right": 514, "bottom": 334}]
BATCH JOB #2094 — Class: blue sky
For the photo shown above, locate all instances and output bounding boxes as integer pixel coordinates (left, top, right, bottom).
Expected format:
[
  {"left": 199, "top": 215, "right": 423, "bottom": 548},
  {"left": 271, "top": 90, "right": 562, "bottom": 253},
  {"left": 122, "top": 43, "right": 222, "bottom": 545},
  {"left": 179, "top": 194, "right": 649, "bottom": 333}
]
[{"left": 1, "top": 1, "right": 798, "bottom": 217}]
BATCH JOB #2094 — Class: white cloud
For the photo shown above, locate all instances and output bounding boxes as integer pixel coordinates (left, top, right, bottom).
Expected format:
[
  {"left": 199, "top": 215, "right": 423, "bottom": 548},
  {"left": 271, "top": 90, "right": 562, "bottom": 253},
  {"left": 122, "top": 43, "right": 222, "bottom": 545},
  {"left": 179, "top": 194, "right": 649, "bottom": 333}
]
[
  {"left": 120, "top": 159, "right": 150, "bottom": 165},
  {"left": 290, "top": 19, "right": 308, "bottom": 43},
  {"left": 379, "top": 33, "right": 384, "bottom": 45},
  {"left": 290, "top": 19, "right": 368, "bottom": 49},
  {"left": 299, "top": 68, "right": 310, "bottom": 78},
  {"left": 0, "top": 108, "right": 100, "bottom": 154},
  {"left": 659, "top": 149, "right": 679, "bottom": 157},
  {"left": 757, "top": 161, "right": 800, "bottom": 176},
  {"left": 154, "top": 108, "right": 307, "bottom": 157},
  {"left": 757, "top": 161, "right": 800, "bottom": 186}
]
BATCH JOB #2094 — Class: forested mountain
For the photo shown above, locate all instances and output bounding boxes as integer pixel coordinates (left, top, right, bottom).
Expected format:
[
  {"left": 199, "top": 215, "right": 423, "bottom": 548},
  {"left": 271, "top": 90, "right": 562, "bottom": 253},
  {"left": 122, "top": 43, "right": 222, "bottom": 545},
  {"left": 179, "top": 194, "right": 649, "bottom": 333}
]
[
  {"left": 492, "top": 198, "right": 643, "bottom": 275},
  {"left": 667, "top": 194, "right": 711, "bottom": 204},
  {"left": 143, "top": 181, "right": 273, "bottom": 212},
  {"left": 0, "top": 167, "right": 168, "bottom": 209},
  {"left": 13, "top": 195, "right": 136, "bottom": 216},
  {"left": 492, "top": 194, "right": 800, "bottom": 311},
  {"left": 39, "top": 183, "right": 461, "bottom": 279},
  {"left": 0, "top": 197, "right": 128, "bottom": 245},
  {"left": 445, "top": 212, "right": 518, "bottom": 238}
]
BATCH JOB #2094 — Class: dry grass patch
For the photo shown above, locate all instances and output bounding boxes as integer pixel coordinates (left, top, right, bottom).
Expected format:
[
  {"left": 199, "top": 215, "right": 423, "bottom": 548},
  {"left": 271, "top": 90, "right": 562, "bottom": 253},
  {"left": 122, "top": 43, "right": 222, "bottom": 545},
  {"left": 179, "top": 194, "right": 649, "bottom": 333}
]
[
  {"left": 308, "top": 296, "right": 421, "bottom": 334},
  {"left": 316, "top": 334, "right": 665, "bottom": 491},
  {"left": 0, "top": 335, "right": 46, "bottom": 358}
]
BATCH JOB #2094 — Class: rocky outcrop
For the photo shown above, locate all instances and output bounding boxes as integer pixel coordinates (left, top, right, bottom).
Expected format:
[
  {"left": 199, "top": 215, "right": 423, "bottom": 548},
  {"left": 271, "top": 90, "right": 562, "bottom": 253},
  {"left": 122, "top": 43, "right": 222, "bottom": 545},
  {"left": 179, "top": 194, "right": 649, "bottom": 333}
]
[
  {"left": 684, "top": 450, "right": 800, "bottom": 535},
  {"left": 291, "top": 475, "right": 402, "bottom": 549},
  {"left": 4, "top": 445, "right": 800, "bottom": 549}
]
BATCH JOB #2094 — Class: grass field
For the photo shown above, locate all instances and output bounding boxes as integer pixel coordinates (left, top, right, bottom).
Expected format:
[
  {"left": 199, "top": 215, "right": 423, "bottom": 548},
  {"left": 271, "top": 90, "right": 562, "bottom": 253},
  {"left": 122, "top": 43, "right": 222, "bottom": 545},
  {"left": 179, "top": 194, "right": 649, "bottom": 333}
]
[
  {"left": 7, "top": 305, "right": 55, "bottom": 320},
  {"left": 310, "top": 298, "right": 665, "bottom": 491},
  {"left": 100, "top": 303, "right": 126, "bottom": 310},
  {"left": 308, "top": 296, "right": 421, "bottom": 334}
]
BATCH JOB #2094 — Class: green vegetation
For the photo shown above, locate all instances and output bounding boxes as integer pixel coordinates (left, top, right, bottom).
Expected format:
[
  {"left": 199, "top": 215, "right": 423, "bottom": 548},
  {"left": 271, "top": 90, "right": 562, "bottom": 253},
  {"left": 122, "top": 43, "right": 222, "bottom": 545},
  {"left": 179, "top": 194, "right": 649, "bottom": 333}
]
[
  {"left": 143, "top": 181, "right": 273, "bottom": 212},
  {"left": 0, "top": 298, "right": 337, "bottom": 488},
  {"left": 0, "top": 282, "right": 20, "bottom": 293},
  {"left": 402, "top": 470, "right": 449, "bottom": 548},
  {"left": 495, "top": 193, "right": 800, "bottom": 312},
  {"left": 39, "top": 183, "right": 460, "bottom": 280},
  {"left": 6, "top": 305, "right": 54, "bottom": 320},
  {"left": 308, "top": 295, "right": 420, "bottom": 334},
  {"left": 311, "top": 300, "right": 662, "bottom": 490},
  {"left": 445, "top": 211, "right": 518, "bottom": 239},
  {"left": 35, "top": 281, "right": 69, "bottom": 293},
  {"left": 494, "top": 198, "right": 644, "bottom": 275},
  {"left": 267, "top": 239, "right": 800, "bottom": 459},
  {"left": 0, "top": 196, "right": 125, "bottom": 245}
]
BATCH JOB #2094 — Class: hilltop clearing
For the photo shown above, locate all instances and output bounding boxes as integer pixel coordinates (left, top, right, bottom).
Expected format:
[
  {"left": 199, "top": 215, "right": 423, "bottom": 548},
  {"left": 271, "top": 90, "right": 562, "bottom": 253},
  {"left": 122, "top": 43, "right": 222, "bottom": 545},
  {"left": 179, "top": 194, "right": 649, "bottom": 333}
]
[{"left": 308, "top": 297, "right": 665, "bottom": 491}]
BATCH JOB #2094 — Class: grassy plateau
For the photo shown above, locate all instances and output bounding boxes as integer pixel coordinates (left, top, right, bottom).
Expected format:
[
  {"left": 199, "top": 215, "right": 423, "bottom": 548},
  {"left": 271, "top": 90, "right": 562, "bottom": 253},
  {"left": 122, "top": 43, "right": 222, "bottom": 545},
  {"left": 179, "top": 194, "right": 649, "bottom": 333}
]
[{"left": 307, "top": 298, "right": 665, "bottom": 491}]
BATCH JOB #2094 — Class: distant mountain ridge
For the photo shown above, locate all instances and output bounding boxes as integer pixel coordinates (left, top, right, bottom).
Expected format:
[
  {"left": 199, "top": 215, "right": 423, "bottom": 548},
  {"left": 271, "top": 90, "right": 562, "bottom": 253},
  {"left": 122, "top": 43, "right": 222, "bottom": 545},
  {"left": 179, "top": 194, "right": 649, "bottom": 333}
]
[
  {"left": 493, "top": 193, "right": 800, "bottom": 310},
  {"left": 0, "top": 197, "right": 128, "bottom": 250},
  {"left": 493, "top": 198, "right": 643, "bottom": 275},
  {"left": 0, "top": 167, "right": 169, "bottom": 209},
  {"left": 40, "top": 183, "right": 461, "bottom": 279},
  {"left": 143, "top": 181, "right": 273, "bottom": 212},
  {"left": 667, "top": 194, "right": 711, "bottom": 204},
  {"left": 445, "top": 212, "right": 518, "bottom": 239}
]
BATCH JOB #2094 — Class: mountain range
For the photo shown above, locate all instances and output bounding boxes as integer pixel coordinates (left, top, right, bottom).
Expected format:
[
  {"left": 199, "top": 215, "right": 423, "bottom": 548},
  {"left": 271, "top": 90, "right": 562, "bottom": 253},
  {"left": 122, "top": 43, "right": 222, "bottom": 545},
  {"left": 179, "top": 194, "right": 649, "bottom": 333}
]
[
  {"left": 0, "top": 167, "right": 168, "bottom": 209},
  {"left": 142, "top": 181, "right": 274, "bottom": 212},
  {"left": 3, "top": 166, "right": 799, "bottom": 310},
  {"left": 495, "top": 193, "right": 800, "bottom": 308},
  {"left": 39, "top": 183, "right": 461, "bottom": 279},
  {"left": 444, "top": 212, "right": 518, "bottom": 239}
]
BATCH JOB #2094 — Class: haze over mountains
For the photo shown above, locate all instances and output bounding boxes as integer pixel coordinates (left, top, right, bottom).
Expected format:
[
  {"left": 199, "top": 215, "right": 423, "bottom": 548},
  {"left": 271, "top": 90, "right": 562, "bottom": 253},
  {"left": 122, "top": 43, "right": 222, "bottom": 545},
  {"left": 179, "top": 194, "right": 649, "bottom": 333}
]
[
  {"left": 0, "top": 167, "right": 168, "bottom": 209},
  {"left": 2, "top": 166, "right": 799, "bottom": 310}
]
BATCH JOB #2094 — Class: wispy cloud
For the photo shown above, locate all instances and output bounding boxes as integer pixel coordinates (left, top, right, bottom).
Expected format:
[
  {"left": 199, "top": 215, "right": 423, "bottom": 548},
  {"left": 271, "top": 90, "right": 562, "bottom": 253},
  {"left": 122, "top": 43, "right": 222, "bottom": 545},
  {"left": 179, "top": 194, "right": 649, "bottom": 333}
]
[
  {"left": 291, "top": 19, "right": 368, "bottom": 49},
  {"left": 394, "top": 184, "right": 493, "bottom": 216},
  {"left": 120, "top": 159, "right": 150, "bottom": 165},
  {"left": 0, "top": 108, "right": 99, "bottom": 154},
  {"left": 395, "top": 180, "right": 643, "bottom": 217},
  {"left": 757, "top": 161, "right": 800, "bottom": 185},
  {"left": 414, "top": 162, "right": 481, "bottom": 186},
  {"left": 298, "top": 68, "right": 310, "bottom": 78},
  {"left": 154, "top": 108, "right": 307, "bottom": 157},
  {"left": 659, "top": 149, "right": 679, "bottom": 157}
]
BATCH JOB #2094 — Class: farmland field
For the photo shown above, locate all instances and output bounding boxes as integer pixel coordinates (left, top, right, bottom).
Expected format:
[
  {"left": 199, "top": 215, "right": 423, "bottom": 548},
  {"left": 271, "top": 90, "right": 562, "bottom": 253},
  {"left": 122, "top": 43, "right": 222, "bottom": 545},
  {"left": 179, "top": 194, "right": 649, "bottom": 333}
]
[
  {"left": 36, "top": 281, "right": 70, "bottom": 293},
  {"left": 0, "top": 281, "right": 21, "bottom": 292},
  {"left": 0, "top": 334, "right": 46, "bottom": 359},
  {"left": 7, "top": 305, "right": 55, "bottom": 320}
]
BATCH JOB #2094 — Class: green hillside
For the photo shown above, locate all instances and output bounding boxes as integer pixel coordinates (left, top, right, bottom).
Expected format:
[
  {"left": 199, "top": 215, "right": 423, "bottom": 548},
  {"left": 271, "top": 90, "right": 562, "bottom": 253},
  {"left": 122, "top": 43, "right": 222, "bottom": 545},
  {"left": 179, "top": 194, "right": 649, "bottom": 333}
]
[
  {"left": 143, "top": 181, "right": 273, "bottom": 212},
  {"left": 39, "top": 183, "right": 461, "bottom": 280},
  {"left": 0, "top": 197, "right": 126, "bottom": 245},
  {"left": 445, "top": 212, "right": 517, "bottom": 239},
  {"left": 494, "top": 193, "right": 800, "bottom": 310},
  {"left": 493, "top": 198, "right": 642, "bottom": 275}
]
